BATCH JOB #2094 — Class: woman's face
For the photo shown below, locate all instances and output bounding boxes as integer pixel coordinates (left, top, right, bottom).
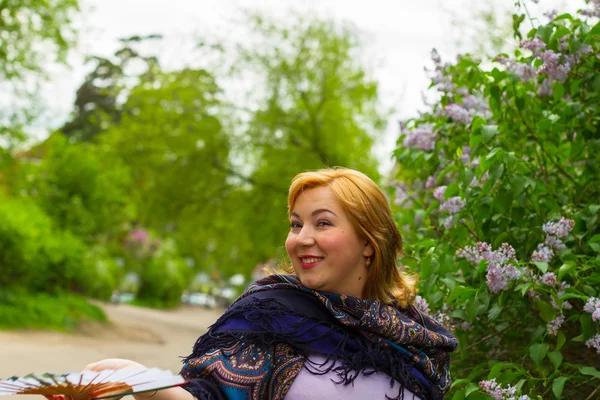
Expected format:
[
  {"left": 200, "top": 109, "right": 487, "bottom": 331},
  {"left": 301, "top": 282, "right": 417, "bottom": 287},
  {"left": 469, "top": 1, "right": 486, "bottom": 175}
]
[{"left": 285, "top": 186, "right": 373, "bottom": 298}]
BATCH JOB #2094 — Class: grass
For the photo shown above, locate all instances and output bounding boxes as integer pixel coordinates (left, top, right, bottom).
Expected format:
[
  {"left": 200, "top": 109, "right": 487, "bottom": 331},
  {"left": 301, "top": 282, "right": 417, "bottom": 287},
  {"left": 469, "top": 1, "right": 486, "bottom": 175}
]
[{"left": 0, "top": 290, "right": 107, "bottom": 331}]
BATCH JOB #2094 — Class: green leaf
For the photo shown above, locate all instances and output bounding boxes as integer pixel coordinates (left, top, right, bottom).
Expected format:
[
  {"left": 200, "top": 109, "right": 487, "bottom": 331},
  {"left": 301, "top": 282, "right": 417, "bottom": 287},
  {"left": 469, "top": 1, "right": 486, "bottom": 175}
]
[
  {"left": 557, "top": 263, "right": 576, "bottom": 281},
  {"left": 547, "top": 350, "right": 563, "bottom": 369},
  {"left": 529, "top": 342, "right": 549, "bottom": 365},
  {"left": 538, "top": 300, "right": 555, "bottom": 323},
  {"left": 448, "top": 286, "right": 477, "bottom": 302},
  {"left": 452, "top": 389, "right": 466, "bottom": 400},
  {"left": 533, "top": 262, "right": 548, "bottom": 274},
  {"left": 589, "top": 21, "right": 600, "bottom": 36},
  {"left": 552, "top": 376, "right": 567, "bottom": 399},
  {"left": 482, "top": 125, "right": 498, "bottom": 142},
  {"left": 579, "top": 366, "right": 600, "bottom": 379},
  {"left": 553, "top": 83, "right": 565, "bottom": 101},
  {"left": 465, "top": 383, "right": 479, "bottom": 397},
  {"left": 470, "top": 129, "right": 483, "bottom": 148},
  {"left": 488, "top": 304, "right": 502, "bottom": 321},
  {"left": 537, "top": 118, "right": 552, "bottom": 134},
  {"left": 451, "top": 379, "right": 471, "bottom": 389},
  {"left": 581, "top": 313, "right": 595, "bottom": 340},
  {"left": 556, "top": 331, "right": 566, "bottom": 351}
]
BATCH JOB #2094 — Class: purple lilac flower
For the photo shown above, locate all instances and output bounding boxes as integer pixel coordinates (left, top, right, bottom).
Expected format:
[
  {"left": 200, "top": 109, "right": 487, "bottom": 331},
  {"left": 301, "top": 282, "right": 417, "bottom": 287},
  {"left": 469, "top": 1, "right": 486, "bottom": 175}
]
[
  {"left": 520, "top": 37, "right": 546, "bottom": 56},
  {"left": 538, "top": 272, "right": 557, "bottom": 287},
  {"left": 414, "top": 295, "right": 430, "bottom": 315},
  {"left": 426, "top": 176, "right": 437, "bottom": 189},
  {"left": 543, "top": 217, "right": 575, "bottom": 238},
  {"left": 547, "top": 315, "right": 565, "bottom": 336},
  {"left": 497, "top": 56, "right": 537, "bottom": 82},
  {"left": 545, "top": 235, "right": 566, "bottom": 250},
  {"left": 544, "top": 9, "right": 558, "bottom": 20},
  {"left": 440, "top": 197, "right": 466, "bottom": 214},
  {"left": 457, "top": 242, "right": 521, "bottom": 293},
  {"left": 394, "top": 183, "right": 409, "bottom": 206},
  {"left": 531, "top": 217, "right": 575, "bottom": 261},
  {"left": 443, "top": 216, "right": 455, "bottom": 229},
  {"left": 586, "top": 334, "right": 600, "bottom": 354},
  {"left": 584, "top": 297, "right": 600, "bottom": 322},
  {"left": 433, "top": 186, "right": 447, "bottom": 202},
  {"left": 531, "top": 244, "right": 553, "bottom": 262},
  {"left": 479, "top": 379, "right": 529, "bottom": 400},
  {"left": 538, "top": 80, "right": 553, "bottom": 97},
  {"left": 402, "top": 124, "right": 437, "bottom": 151},
  {"left": 128, "top": 229, "right": 149, "bottom": 246},
  {"left": 444, "top": 103, "right": 472, "bottom": 124},
  {"left": 581, "top": 0, "right": 600, "bottom": 18}
]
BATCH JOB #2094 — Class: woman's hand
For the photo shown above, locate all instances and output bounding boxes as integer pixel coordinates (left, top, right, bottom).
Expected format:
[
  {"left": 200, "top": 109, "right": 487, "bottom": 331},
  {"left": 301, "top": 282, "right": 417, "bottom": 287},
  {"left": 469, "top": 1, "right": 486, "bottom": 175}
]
[{"left": 84, "top": 358, "right": 146, "bottom": 372}]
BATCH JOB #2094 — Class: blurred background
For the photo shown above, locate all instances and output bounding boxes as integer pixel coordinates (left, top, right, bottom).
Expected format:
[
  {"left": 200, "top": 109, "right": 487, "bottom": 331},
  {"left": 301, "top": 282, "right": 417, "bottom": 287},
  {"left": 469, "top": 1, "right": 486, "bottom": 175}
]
[{"left": 0, "top": 0, "right": 576, "bottom": 332}]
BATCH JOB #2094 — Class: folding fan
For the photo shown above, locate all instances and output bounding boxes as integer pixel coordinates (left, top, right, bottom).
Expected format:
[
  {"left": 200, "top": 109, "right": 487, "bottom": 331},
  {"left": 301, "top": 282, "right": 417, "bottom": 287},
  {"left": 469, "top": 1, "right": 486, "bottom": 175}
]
[{"left": 0, "top": 368, "right": 186, "bottom": 400}]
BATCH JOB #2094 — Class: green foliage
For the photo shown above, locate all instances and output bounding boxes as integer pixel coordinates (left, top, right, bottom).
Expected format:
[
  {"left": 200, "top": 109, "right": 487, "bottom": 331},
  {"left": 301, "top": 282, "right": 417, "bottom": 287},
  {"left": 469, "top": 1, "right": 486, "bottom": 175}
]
[
  {"left": 136, "top": 239, "right": 189, "bottom": 308},
  {"left": 16, "top": 133, "right": 135, "bottom": 239},
  {"left": 0, "top": 290, "right": 106, "bottom": 330},
  {"left": 0, "top": 196, "right": 85, "bottom": 292},
  {"left": 0, "top": 0, "right": 78, "bottom": 80},
  {"left": 80, "top": 246, "right": 122, "bottom": 300},
  {"left": 394, "top": 7, "right": 600, "bottom": 399},
  {"left": 0, "top": 0, "right": 79, "bottom": 148},
  {"left": 224, "top": 13, "right": 385, "bottom": 270}
]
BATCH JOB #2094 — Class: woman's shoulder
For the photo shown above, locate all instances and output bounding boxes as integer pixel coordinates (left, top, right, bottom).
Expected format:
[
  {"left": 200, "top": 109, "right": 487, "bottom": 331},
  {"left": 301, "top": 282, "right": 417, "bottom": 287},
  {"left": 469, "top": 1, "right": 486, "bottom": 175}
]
[{"left": 233, "top": 284, "right": 340, "bottom": 326}]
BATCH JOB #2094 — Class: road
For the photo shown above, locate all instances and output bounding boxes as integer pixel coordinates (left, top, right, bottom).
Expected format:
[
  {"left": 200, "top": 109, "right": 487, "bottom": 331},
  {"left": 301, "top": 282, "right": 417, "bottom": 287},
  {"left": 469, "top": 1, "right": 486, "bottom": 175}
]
[{"left": 0, "top": 302, "right": 223, "bottom": 400}]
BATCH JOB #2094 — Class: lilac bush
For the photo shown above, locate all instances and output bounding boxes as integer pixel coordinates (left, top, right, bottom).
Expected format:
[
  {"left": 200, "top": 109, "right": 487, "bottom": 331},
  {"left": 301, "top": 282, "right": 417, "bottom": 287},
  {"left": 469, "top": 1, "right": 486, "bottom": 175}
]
[{"left": 392, "top": 1, "right": 600, "bottom": 398}]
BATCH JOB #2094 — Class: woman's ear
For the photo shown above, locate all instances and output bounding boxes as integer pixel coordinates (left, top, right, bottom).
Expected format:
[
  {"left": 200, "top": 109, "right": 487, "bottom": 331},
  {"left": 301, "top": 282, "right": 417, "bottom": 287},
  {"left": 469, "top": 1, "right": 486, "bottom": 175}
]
[{"left": 363, "top": 241, "right": 374, "bottom": 258}]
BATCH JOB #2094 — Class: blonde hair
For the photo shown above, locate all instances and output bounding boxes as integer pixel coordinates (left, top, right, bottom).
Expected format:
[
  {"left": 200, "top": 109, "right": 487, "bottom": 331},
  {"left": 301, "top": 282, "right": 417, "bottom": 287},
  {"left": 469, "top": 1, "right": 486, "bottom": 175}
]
[{"left": 282, "top": 167, "right": 418, "bottom": 307}]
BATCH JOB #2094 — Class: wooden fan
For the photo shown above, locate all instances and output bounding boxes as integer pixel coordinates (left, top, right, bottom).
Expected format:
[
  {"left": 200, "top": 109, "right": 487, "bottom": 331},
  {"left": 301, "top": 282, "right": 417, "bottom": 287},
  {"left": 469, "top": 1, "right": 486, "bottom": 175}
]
[{"left": 0, "top": 368, "right": 186, "bottom": 400}]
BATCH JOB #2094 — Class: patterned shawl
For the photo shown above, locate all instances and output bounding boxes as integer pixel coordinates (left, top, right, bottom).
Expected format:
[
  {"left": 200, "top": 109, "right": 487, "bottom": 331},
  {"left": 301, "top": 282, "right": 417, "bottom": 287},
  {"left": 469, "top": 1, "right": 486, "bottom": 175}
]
[{"left": 181, "top": 275, "right": 457, "bottom": 400}]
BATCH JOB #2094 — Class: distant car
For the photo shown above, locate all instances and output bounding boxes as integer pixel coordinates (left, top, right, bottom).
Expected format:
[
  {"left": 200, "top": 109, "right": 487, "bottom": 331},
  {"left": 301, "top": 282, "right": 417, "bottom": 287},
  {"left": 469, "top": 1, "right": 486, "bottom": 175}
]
[
  {"left": 118, "top": 292, "right": 135, "bottom": 304},
  {"left": 188, "top": 293, "right": 217, "bottom": 309}
]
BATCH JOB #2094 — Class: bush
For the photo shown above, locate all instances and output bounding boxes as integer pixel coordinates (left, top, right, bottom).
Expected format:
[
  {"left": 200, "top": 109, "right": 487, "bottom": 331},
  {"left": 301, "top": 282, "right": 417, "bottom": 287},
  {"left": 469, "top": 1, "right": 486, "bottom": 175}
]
[
  {"left": 80, "top": 245, "right": 122, "bottom": 300},
  {"left": 0, "top": 290, "right": 107, "bottom": 331},
  {"left": 136, "top": 239, "right": 189, "bottom": 308},
  {"left": 0, "top": 197, "right": 85, "bottom": 293},
  {"left": 393, "top": 5, "right": 600, "bottom": 399}
]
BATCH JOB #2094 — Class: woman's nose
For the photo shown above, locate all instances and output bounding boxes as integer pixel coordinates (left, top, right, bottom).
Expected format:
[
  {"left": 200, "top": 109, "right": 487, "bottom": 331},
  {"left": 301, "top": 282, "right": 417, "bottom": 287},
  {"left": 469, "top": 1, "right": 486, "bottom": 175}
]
[{"left": 296, "top": 226, "right": 315, "bottom": 246}]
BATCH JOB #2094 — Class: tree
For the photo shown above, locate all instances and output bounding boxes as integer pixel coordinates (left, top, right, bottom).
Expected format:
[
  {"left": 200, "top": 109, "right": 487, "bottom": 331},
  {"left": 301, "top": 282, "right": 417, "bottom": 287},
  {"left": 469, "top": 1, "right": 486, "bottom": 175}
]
[
  {"left": 226, "top": 14, "right": 386, "bottom": 269},
  {"left": 393, "top": 2, "right": 600, "bottom": 398},
  {"left": 0, "top": 0, "right": 79, "bottom": 147}
]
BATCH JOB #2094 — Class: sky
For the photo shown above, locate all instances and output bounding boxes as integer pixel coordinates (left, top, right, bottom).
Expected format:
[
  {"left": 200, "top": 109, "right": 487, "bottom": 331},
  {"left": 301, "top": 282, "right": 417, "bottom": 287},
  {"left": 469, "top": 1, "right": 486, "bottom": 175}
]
[{"left": 31, "top": 0, "right": 577, "bottom": 174}]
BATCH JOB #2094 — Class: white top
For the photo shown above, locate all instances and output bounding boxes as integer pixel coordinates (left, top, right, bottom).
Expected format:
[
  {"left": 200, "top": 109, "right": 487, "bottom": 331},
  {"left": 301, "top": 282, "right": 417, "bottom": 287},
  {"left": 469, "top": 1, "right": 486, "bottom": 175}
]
[{"left": 286, "top": 355, "right": 417, "bottom": 400}]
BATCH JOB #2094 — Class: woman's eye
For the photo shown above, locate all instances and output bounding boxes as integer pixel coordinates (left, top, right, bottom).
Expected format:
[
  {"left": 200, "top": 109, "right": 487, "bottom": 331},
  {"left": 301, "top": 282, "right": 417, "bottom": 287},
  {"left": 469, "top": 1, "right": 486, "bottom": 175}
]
[
  {"left": 317, "top": 220, "right": 331, "bottom": 227},
  {"left": 290, "top": 221, "right": 302, "bottom": 229}
]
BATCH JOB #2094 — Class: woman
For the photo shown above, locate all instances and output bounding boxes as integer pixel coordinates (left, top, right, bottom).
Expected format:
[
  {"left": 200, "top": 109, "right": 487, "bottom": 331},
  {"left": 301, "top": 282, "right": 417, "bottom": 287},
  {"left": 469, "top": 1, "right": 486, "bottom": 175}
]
[{"left": 86, "top": 168, "right": 457, "bottom": 400}]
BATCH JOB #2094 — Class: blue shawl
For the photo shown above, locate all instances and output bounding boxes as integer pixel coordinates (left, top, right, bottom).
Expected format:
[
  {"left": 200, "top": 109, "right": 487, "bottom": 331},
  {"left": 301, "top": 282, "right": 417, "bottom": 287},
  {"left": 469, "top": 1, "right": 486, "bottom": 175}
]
[{"left": 181, "top": 275, "right": 457, "bottom": 400}]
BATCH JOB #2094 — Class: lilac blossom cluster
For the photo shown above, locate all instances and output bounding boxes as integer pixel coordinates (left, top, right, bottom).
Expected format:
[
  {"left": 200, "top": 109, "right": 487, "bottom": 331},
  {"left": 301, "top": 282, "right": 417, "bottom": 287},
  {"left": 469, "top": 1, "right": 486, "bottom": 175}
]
[
  {"left": 581, "top": 0, "right": 600, "bottom": 18},
  {"left": 584, "top": 297, "right": 600, "bottom": 322},
  {"left": 127, "top": 228, "right": 150, "bottom": 247},
  {"left": 433, "top": 186, "right": 466, "bottom": 228},
  {"left": 430, "top": 48, "right": 455, "bottom": 93},
  {"left": 586, "top": 334, "right": 600, "bottom": 354},
  {"left": 531, "top": 217, "right": 575, "bottom": 262},
  {"left": 479, "top": 379, "right": 530, "bottom": 400},
  {"left": 414, "top": 295, "right": 431, "bottom": 315},
  {"left": 547, "top": 314, "right": 565, "bottom": 336},
  {"left": 457, "top": 242, "right": 521, "bottom": 293},
  {"left": 551, "top": 282, "right": 572, "bottom": 311},
  {"left": 537, "top": 272, "right": 557, "bottom": 286},
  {"left": 497, "top": 35, "right": 594, "bottom": 96},
  {"left": 401, "top": 123, "right": 437, "bottom": 151},
  {"left": 443, "top": 94, "right": 491, "bottom": 125}
]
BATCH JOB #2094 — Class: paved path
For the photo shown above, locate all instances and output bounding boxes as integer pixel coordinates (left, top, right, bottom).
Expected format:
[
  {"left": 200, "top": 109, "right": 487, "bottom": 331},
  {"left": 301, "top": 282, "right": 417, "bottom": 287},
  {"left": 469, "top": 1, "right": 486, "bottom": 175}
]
[{"left": 0, "top": 303, "right": 222, "bottom": 400}]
